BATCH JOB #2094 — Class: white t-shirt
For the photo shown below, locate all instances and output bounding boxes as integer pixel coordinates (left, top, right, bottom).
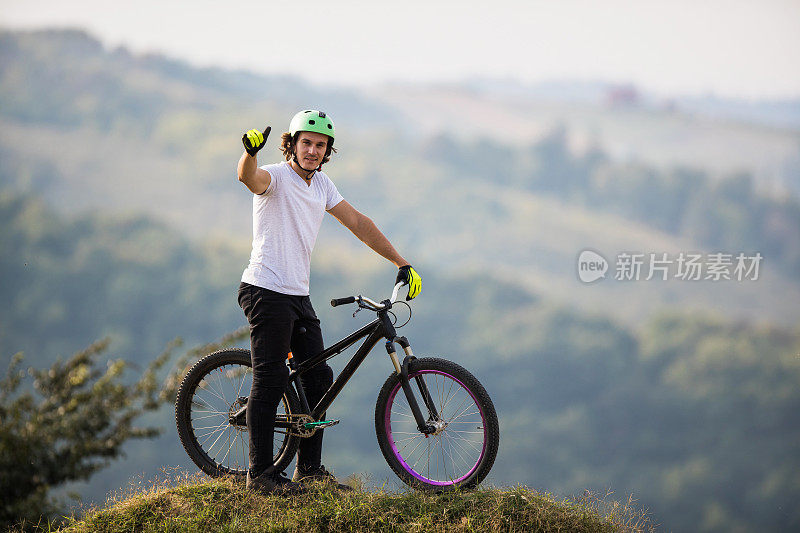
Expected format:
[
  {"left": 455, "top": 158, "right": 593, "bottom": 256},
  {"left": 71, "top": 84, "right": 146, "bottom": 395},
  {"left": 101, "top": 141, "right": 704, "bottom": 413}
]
[{"left": 241, "top": 161, "right": 344, "bottom": 295}]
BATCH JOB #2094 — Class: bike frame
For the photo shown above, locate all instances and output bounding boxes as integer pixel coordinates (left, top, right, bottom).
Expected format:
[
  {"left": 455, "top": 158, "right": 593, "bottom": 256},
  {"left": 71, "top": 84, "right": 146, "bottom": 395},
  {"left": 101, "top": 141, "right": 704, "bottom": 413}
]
[
  {"left": 276, "top": 304, "right": 440, "bottom": 434},
  {"left": 292, "top": 317, "right": 385, "bottom": 418}
]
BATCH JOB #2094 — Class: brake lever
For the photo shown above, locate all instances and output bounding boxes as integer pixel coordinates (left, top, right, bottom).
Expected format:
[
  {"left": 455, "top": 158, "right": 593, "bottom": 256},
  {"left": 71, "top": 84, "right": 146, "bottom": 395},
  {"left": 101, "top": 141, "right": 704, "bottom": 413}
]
[{"left": 352, "top": 296, "right": 365, "bottom": 318}]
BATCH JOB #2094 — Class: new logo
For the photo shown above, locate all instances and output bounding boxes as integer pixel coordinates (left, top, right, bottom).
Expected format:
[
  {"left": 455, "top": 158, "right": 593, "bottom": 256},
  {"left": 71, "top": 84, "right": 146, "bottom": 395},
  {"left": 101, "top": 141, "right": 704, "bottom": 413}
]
[{"left": 577, "top": 249, "right": 608, "bottom": 283}]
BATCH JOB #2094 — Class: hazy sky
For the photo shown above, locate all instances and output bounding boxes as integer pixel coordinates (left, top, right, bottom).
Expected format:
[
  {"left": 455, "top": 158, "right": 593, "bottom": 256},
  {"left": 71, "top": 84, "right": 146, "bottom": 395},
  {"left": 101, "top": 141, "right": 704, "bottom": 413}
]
[{"left": 2, "top": 0, "right": 799, "bottom": 100}]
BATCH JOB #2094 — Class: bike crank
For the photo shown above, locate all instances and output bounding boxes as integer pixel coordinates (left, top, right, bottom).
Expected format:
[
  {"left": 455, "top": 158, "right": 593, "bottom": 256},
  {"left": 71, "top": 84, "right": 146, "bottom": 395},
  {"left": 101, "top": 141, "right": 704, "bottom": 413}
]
[{"left": 287, "top": 414, "right": 341, "bottom": 437}]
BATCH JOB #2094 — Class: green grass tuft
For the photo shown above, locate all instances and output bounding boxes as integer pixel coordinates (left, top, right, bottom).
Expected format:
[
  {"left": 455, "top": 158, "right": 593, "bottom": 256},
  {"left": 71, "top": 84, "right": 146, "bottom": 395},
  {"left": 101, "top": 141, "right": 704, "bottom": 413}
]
[{"left": 57, "top": 474, "right": 655, "bottom": 533}]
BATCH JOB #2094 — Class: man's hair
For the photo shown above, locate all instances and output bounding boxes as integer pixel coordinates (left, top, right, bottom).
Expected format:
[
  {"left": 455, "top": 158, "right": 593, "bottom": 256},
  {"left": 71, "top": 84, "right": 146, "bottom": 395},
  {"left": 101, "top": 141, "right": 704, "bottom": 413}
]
[{"left": 280, "top": 132, "right": 337, "bottom": 164}]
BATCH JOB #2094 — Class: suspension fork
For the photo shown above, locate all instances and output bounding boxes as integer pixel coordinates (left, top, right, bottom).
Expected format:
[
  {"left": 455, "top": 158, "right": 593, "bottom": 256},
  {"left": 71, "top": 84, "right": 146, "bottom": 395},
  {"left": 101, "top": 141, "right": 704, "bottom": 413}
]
[{"left": 385, "top": 336, "right": 440, "bottom": 434}]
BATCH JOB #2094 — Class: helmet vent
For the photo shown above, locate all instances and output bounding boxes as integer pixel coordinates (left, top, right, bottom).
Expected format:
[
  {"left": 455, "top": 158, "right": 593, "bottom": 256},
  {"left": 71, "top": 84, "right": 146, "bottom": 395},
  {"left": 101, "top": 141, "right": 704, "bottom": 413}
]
[
  {"left": 327, "top": 124, "right": 332, "bottom": 129},
  {"left": 308, "top": 119, "right": 316, "bottom": 125}
]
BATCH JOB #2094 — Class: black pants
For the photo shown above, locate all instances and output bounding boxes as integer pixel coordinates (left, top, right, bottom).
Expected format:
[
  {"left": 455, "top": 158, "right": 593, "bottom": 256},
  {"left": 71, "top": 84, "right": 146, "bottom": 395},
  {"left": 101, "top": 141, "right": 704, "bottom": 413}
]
[{"left": 238, "top": 282, "right": 334, "bottom": 478}]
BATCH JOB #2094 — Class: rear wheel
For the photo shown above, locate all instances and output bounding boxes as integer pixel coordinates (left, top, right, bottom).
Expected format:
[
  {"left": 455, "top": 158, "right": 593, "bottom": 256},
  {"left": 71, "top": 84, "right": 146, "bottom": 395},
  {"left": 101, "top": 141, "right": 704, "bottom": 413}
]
[
  {"left": 175, "top": 348, "right": 300, "bottom": 478},
  {"left": 375, "top": 357, "right": 499, "bottom": 490}
]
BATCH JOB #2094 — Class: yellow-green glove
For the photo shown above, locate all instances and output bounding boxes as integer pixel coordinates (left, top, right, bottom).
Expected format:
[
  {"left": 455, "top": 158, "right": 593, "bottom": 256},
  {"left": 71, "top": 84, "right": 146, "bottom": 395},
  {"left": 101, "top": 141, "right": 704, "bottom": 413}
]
[
  {"left": 242, "top": 126, "right": 271, "bottom": 157},
  {"left": 396, "top": 265, "right": 422, "bottom": 300}
]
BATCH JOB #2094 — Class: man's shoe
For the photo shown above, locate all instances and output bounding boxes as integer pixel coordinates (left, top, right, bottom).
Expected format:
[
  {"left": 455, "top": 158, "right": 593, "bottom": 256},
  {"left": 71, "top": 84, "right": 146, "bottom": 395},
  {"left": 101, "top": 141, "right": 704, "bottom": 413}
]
[
  {"left": 292, "top": 464, "right": 354, "bottom": 491},
  {"left": 246, "top": 468, "right": 307, "bottom": 495}
]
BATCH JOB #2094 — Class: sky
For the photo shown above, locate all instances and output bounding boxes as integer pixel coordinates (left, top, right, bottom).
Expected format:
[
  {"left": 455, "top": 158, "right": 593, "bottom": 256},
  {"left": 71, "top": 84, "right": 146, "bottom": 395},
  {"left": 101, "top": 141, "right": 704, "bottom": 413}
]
[{"left": 1, "top": 0, "right": 799, "bottom": 100}]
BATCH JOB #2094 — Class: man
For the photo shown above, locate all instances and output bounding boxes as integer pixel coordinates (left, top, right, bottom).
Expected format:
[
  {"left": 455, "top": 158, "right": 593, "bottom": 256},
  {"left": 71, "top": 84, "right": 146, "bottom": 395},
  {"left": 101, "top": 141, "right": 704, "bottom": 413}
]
[{"left": 237, "top": 110, "right": 422, "bottom": 494}]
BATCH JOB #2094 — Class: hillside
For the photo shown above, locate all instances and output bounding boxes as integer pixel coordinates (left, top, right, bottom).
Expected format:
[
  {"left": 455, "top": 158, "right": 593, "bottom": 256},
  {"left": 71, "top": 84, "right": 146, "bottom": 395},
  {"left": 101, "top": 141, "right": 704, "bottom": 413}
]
[
  {"left": 371, "top": 83, "right": 800, "bottom": 197},
  {"left": 55, "top": 476, "right": 652, "bottom": 533},
  {"left": 2, "top": 29, "right": 799, "bottom": 329}
]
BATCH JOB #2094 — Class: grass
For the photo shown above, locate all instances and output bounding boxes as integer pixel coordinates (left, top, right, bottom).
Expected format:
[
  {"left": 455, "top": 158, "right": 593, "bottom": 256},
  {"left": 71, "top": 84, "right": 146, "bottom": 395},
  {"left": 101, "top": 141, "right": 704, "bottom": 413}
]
[{"left": 52, "top": 473, "right": 655, "bottom": 533}]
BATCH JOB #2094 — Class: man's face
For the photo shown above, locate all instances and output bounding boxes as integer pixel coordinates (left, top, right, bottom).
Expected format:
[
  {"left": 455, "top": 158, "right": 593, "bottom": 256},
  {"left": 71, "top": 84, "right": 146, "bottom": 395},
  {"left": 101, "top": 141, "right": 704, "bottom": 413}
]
[{"left": 295, "top": 131, "right": 330, "bottom": 170}]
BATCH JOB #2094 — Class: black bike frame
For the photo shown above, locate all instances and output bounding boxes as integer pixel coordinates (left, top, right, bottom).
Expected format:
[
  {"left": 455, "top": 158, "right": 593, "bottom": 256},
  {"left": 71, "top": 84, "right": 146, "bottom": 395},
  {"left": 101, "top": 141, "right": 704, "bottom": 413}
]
[
  {"left": 291, "top": 317, "right": 385, "bottom": 419},
  {"left": 265, "top": 304, "right": 439, "bottom": 434}
]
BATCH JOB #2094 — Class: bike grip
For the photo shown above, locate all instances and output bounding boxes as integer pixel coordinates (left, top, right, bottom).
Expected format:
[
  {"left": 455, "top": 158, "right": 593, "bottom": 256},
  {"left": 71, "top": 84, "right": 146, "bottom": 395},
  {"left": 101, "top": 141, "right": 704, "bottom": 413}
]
[{"left": 331, "top": 296, "right": 356, "bottom": 307}]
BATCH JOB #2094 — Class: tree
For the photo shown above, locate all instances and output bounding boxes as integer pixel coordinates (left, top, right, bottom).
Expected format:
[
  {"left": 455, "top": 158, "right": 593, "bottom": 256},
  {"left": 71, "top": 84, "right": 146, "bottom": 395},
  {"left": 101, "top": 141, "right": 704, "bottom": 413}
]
[{"left": 0, "top": 339, "right": 170, "bottom": 529}]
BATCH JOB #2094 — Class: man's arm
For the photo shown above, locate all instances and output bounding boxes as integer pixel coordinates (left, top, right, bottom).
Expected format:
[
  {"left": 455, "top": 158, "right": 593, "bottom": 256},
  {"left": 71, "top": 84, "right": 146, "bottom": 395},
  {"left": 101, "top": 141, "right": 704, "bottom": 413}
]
[
  {"left": 237, "top": 152, "right": 271, "bottom": 195},
  {"left": 328, "top": 200, "right": 408, "bottom": 267}
]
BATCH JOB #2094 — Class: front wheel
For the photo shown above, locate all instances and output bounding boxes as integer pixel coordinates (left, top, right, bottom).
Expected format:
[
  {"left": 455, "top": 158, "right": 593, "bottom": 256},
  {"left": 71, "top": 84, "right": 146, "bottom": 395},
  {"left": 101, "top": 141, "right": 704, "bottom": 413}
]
[{"left": 375, "top": 357, "right": 499, "bottom": 490}]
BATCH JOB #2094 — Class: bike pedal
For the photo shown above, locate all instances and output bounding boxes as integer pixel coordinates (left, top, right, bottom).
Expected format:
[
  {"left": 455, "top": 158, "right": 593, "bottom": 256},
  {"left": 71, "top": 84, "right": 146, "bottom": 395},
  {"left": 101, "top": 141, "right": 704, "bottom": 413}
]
[{"left": 302, "top": 419, "right": 340, "bottom": 429}]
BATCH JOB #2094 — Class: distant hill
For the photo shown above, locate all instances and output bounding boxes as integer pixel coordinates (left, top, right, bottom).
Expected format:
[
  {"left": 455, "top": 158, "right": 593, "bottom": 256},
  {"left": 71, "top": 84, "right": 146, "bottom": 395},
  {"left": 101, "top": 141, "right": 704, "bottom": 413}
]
[
  {"left": 1, "top": 28, "right": 798, "bottom": 329},
  {"left": 463, "top": 78, "right": 800, "bottom": 130},
  {"left": 0, "top": 28, "right": 407, "bottom": 132},
  {"left": 370, "top": 81, "right": 800, "bottom": 197}
]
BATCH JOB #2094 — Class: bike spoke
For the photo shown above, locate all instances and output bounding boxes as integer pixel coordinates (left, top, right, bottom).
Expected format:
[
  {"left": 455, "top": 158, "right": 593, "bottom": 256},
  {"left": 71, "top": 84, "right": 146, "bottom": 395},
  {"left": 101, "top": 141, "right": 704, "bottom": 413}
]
[
  {"left": 198, "top": 377, "right": 228, "bottom": 405},
  {"left": 437, "top": 435, "right": 448, "bottom": 481},
  {"left": 197, "top": 420, "right": 229, "bottom": 442},
  {"left": 192, "top": 406, "right": 229, "bottom": 417},
  {"left": 192, "top": 413, "right": 225, "bottom": 421},
  {"left": 193, "top": 423, "right": 230, "bottom": 431},
  {"left": 219, "top": 429, "right": 233, "bottom": 465},
  {"left": 238, "top": 431, "right": 247, "bottom": 470},
  {"left": 206, "top": 423, "right": 231, "bottom": 457},
  {"left": 400, "top": 435, "right": 426, "bottom": 459},
  {"left": 448, "top": 431, "right": 482, "bottom": 457},
  {"left": 210, "top": 370, "right": 226, "bottom": 407},
  {"left": 235, "top": 367, "right": 250, "bottom": 400},
  {"left": 445, "top": 433, "right": 471, "bottom": 471},
  {"left": 442, "top": 377, "right": 456, "bottom": 414},
  {"left": 448, "top": 433, "right": 483, "bottom": 455},
  {"left": 448, "top": 399, "right": 478, "bottom": 423}
]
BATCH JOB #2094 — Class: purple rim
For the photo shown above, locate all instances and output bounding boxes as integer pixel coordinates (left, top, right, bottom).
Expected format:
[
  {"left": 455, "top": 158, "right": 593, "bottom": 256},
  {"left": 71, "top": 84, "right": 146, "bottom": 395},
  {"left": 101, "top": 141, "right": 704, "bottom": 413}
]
[{"left": 385, "top": 370, "right": 487, "bottom": 486}]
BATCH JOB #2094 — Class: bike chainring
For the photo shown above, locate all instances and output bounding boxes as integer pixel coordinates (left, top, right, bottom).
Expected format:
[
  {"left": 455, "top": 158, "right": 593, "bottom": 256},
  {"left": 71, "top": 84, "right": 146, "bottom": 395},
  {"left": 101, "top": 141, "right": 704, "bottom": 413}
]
[{"left": 288, "top": 414, "right": 316, "bottom": 437}]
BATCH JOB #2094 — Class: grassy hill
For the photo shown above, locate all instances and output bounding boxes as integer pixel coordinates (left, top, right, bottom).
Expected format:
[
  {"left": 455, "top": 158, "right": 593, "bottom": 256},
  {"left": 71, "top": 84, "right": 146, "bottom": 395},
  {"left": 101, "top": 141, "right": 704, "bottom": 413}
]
[{"left": 54, "top": 476, "right": 653, "bottom": 533}]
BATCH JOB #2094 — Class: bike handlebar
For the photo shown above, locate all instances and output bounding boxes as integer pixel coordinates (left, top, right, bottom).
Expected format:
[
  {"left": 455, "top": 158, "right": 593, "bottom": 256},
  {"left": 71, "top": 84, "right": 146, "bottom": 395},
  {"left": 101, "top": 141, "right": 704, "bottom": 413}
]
[{"left": 330, "top": 282, "right": 405, "bottom": 310}]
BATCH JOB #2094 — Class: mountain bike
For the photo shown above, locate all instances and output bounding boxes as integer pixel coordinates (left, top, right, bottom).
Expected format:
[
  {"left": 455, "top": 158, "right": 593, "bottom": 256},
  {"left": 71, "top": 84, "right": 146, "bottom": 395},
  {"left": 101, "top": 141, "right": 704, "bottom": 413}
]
[{"left": 175, "top": 283, "right": 499, "bottom": 490}]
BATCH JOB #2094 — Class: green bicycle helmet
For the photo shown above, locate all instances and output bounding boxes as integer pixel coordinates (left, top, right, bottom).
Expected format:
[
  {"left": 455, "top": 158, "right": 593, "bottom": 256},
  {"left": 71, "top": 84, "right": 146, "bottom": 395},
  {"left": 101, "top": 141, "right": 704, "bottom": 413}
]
[{"left": 289, "top": 109, "right": 335, "bottom": 140}]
